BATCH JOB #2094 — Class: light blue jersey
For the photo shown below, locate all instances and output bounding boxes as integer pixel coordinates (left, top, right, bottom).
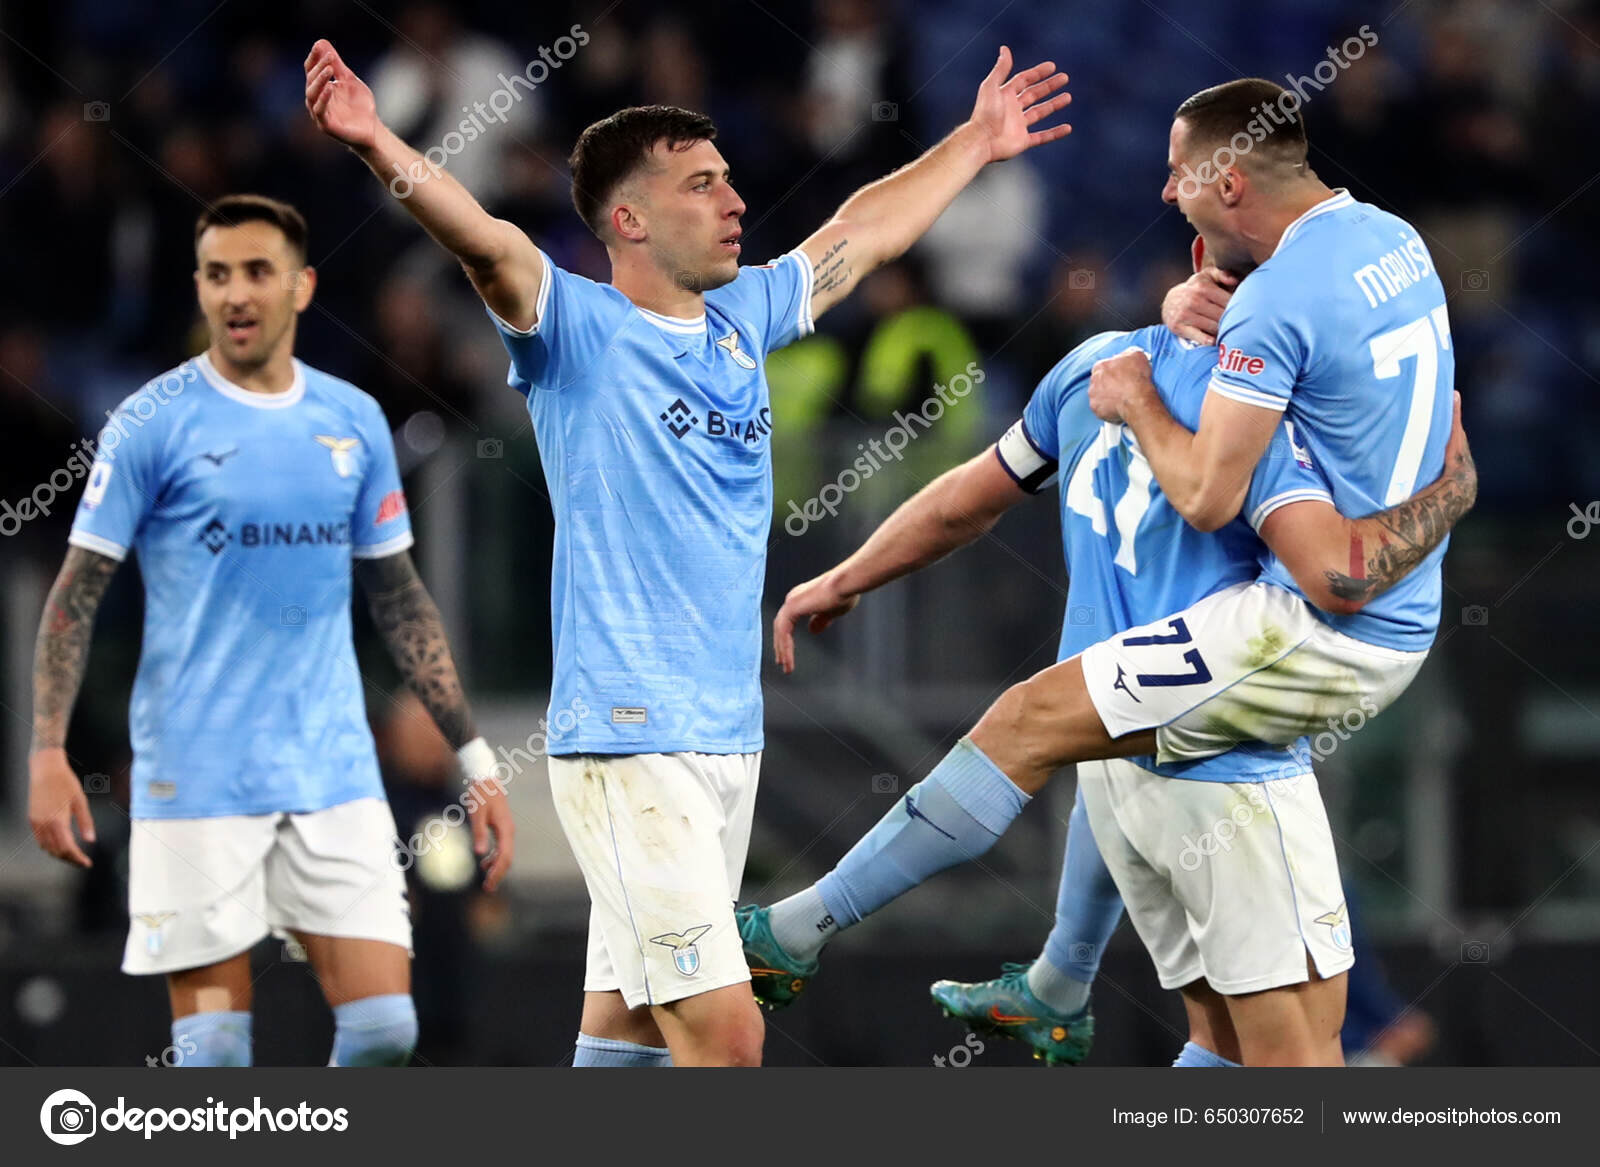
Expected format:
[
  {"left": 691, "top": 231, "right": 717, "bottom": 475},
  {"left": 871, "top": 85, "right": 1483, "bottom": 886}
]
[
  {"left": 490, "top": 249, "right": 814, "bottom": 754},
  {"left": 69, "top": 354, "right": 411, "bottom": 819},
  {"left": 1210, "top": 190, "right": 1454, "bottom": 651},
  {"left": 998, "top": 326, "right": 1328, "bottom": 783}
]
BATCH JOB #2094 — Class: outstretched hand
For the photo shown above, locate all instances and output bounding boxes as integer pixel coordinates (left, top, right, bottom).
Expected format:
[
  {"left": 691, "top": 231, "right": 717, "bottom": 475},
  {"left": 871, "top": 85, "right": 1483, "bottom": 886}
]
[
  {"left": 773, "top": 573, "right": 860, "bottom": 675},
  {"left": 966, "top": 46, "right": 1072, "bottom": 163},
  {"left": 305, "top": 39, "right": 379, "bottom": 151}
]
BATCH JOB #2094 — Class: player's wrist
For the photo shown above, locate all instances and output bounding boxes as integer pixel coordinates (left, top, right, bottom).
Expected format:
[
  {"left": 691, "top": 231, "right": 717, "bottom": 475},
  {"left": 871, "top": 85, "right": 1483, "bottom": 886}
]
[{"left": 456, "top": 736, "right": 500, "bottom": 785}]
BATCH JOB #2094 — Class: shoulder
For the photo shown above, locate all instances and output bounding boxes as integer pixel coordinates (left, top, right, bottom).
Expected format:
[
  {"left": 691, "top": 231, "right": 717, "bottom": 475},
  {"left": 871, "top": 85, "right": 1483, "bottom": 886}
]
[{"left": 299, "top": 363, "right": 392, "bottom": 426}]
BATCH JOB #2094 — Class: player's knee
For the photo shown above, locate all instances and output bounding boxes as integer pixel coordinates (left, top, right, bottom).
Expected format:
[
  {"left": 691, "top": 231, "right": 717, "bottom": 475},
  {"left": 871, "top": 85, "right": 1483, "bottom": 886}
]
[
  {"left": 171, "top": 1010, "right": 252, "bottom": 1067},
  {"left": 984, "top": 677, "right": 1071, "bottom": 773},
  {"left": 721, "top": 1007, "right": 765, "bottom": 1066},
  {"left": 329, "top": 993, "right": 418, "bottom": 1067}
]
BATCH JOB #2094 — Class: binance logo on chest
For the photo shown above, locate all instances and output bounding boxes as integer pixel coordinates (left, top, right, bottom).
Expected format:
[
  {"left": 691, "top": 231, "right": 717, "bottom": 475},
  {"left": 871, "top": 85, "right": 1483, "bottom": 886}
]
[
  {"left": 659, "top": 398, "right": 699, "bottom": 439},
  {"left": 315, "top": 435, "right": 360, "bottom": 478}
]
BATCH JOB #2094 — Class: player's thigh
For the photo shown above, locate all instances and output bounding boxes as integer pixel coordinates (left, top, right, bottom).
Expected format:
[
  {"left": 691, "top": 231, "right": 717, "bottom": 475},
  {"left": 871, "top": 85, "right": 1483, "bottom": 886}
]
[
  {"left": 580, "top": 990, "right": 666, "bottom": 1049},
  {"left": 1075, "top": 762, "right": 1206, "bottom": 992},
  {"left": 650, "top": 981, "right": 764, "bottom": 1067},
  {"left": 1178, "top": 977, "right": 1240, "bottom": 1065},
  {"left": 125, "top": 813, "right": 278, "bottom": 981},
  {"left": 168, "top": 951, "right": 254, "bottom": 1018},
  {"left": 265, "top": 797, "right": 413, "bottom": 976},
  {"left": 1079, "top": 582, "right": 1325, "bottom": 758},
  {"left": 293, "top": 933, "right": 410, "bottom": 1006},
  {"left": 548, "top": 754, "right": 748, "bottom": 1012},
  {"left": 1223, "top": 964, "right": 1348, "bottom": 1067}
]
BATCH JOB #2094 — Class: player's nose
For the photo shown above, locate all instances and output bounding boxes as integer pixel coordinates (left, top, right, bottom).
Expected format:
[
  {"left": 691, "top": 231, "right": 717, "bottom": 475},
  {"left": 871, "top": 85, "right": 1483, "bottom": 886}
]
[{"left": 1161, "top": 175, "right": 1178, "bottom": 205}]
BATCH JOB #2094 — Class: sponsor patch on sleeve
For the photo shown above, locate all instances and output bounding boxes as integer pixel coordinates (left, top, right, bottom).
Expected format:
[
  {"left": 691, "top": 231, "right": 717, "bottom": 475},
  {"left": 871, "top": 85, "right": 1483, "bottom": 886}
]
[{"left": 374, "top": 489, "right": 408, "bottom": 526}]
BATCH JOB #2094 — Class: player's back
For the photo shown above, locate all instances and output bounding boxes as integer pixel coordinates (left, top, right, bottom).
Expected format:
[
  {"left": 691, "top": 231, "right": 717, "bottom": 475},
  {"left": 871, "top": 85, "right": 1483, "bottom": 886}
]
[
  {"left": 1009, "top": 326, "right": 1324, "bottom": 782},
  {"left": 1211, "top": 191, "right": 1455, "bottom": 650}
]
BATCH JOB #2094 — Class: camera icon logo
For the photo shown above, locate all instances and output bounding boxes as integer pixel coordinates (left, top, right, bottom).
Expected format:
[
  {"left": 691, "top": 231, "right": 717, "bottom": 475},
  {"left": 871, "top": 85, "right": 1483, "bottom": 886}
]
[
  {"left": 1460, "top": 269, "right": 1489, "bottom": 292},
  {"left": 674, "top": 270, "right": 703, "bottom": 292},
  {"left": 1067, "top": 941, "right": 1098, "bottom": 962},
  {"left": 870, "top": 101, "right": 898, "bottom": 122},
  {"left": 1067, "top": 269, "right": 1096, "bottom": 290},
  {"left": 83, "top": 101, "right": 110, "bottom": 122},
  {"left": 280, "top": 604, "right": 307, "bottom": 627},
  {"left": 281, "top": 270, "right": 310, "bottom": 292},
  {"left": 1068, "top": 604, "right": 1096, "bottom": 626},
  {"left": 477, "top": 438, "right": 504, "bottom": 459},
  {"left": 40, "top": 1088, "right": 97, "bottom": 1145},
  {"left": 1460, "top": 940, "right": 1490, "bottom": 964},
  {"left": 871, "top": 773, "right": 898, "bottom": 794},
  {"left": 84, "top": 773, "right": 110, "bottom": 796},
  {"left": 1461, "top": 605, "right": 1489, "bottom": 627}
]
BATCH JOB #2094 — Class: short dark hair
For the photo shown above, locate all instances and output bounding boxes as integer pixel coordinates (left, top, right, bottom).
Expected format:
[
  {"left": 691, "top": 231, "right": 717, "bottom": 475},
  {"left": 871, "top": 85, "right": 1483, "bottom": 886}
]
[
  {"left": 194, "top": 194, "right": 309, "bottom": 262},
  {"left": 568, "top": 105, "right": 718, "bottom": 239},
  {"left": 1174, "top": 78, "right": 1308, "bottom": 172}
]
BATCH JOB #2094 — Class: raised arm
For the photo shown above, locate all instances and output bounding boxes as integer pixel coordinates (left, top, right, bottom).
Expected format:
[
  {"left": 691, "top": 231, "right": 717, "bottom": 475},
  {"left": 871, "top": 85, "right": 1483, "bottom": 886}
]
[
  {"left": 774, "top": 449, "right": 1027, "bottom": 672},
  {"left": 29, "top": 546, "right": 120, "bottom": 868},
  {"left": 354, "top": 550, "right": 514, "bottom": 890},
  {"left": 1261, "top": 392, "right": 1476, "bottom": 616},
  {"left": 799, "top": 46, "right": 1071, "bottom": 320},
  {"left": 304, "top": 39, "right": 546, "bottom": 330}
]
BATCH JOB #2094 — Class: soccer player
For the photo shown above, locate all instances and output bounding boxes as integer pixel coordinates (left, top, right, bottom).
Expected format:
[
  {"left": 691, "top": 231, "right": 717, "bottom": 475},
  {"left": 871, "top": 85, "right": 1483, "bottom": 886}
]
[
  {"left": 27, "top": 194, "right": 514, "bottom": 1068},
  {"left": 304, "top": 38, "right": 1072, "bottom": 1067},
  {"left": 741, "top": 237, "right": 1475, "bottom": 1067}
]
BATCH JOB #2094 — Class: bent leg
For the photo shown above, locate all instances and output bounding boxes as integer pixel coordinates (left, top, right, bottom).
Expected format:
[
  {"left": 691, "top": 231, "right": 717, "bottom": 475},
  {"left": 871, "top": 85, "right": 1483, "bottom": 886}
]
[
  {"left": 650, "top": 982, "right": 764, "bottom": 1067},
  {"left": 296, "top": 934, "right": 416, "bottom": 1066}
]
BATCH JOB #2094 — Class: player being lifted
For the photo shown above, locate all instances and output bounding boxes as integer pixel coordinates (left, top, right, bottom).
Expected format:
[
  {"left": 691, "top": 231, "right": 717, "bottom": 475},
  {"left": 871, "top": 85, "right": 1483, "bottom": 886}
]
[
  {"left": 27, "top": 195, "right": 515, "bottom": 1067},
  {"left": 305, "top": 39, "right": 1072, "bottom": 1066},
  {"left": 742, "top": 77, "right": 1468, "bottom": 1012},
  {"left": 742, "top": 236, "right": 1474, "bottom": 1064}
]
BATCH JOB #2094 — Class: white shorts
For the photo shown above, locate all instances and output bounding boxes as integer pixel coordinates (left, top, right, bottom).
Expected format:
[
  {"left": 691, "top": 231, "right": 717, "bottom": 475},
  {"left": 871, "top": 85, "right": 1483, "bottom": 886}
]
[
  {"left": 1081, "top": 581, "right": 1428, "bottom": 766},
  {"left": 549, "top": 752, "right": 759, "bottom": 1010},
  {"left": 1077, "top": 759, "right": 1353, "bottom": 994},
  {"left": 123, "top": 797, "right": 412, "bottom": 976}
]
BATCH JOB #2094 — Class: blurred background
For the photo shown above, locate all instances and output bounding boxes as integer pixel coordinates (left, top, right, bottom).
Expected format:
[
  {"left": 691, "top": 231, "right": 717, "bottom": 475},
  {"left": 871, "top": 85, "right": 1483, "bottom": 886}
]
[{"left": 1, "top": 0, "right": 1597, "bottom": 1067}]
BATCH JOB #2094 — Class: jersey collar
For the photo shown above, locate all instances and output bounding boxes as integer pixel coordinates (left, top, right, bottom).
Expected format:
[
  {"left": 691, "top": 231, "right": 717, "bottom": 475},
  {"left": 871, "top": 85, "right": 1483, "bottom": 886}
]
[
  {"left": 196, "top": 352, "right": 306, "bottom": 409},
  {"left": 1271, "top": 188, "right": 1355, "bottom": 258}
]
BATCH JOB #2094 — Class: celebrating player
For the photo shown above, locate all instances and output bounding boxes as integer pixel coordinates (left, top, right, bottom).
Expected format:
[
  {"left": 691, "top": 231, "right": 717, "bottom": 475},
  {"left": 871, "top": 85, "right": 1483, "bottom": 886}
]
[
  {"left": 305, "top": 38, "right": 1071, "bottom": 1066},
  {"left": 27, "top": 194, "right": 514, "bottom": 1068},
  {"left": 740, "top": 236, "right": 1475, "bottom": 1067}
]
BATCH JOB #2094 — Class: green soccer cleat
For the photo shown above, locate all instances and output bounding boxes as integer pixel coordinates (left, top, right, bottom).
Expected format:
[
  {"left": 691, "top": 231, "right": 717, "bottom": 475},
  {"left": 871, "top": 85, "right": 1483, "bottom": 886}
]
[
  {"left": 736, "top": 904, "right": 818, "bottom": 1010},
  {"left": 930, "top": 961, "right": 1094, "bottom": 1065}
]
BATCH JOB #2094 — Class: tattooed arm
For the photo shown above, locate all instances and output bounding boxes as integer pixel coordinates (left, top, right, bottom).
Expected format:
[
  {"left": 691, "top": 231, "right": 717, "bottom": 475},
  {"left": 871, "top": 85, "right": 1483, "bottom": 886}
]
[
  {"left": 29, "top": 546, "right": 121, "bottom": 867},
  {"left": 1261, "top": 393, "right": 1477, "bottom": 616},
  {"left": 354, "top": 550, "right": 515, "bottom": 889},
  {"left": 799, "top": 48, "right": 1071, "bottom": 320}
]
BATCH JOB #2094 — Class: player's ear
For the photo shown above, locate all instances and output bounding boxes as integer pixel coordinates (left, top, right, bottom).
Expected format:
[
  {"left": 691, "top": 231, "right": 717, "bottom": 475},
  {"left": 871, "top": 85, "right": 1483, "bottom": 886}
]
[
  {"left": 291, "top": 265, "right": 317, "bottom": 311},
  {"left": 612, "top": 202, "right": 646, "bottom": 244},
  {"left": 1218, "top": 167, "right": 1245, "bottom": 208}
]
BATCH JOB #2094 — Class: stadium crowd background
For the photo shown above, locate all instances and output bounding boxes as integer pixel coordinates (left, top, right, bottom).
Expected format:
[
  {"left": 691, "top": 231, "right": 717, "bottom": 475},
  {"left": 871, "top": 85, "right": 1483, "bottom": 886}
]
[{"left": 0, "top": 0, "right": 1597, "bottom": 1066}]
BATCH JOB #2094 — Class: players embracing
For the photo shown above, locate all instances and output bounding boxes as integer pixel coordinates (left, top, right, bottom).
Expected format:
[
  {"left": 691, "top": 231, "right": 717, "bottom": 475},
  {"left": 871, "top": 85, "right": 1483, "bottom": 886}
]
[{"left": 304, "top": 38, "right": 1072, "bottom": 1066}]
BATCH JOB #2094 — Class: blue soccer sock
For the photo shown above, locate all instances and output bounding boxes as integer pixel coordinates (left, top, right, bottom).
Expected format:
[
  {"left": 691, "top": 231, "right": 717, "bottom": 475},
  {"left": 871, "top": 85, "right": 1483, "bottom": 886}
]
[
  {"left": 573, "top": 1033, "right": 674, "bottom": 1067},
  {"left": 1028, "top": 788, "right": 1124, "bottom": 1016},
  {"left": 172, "top": 1010, "right": 252, "bottom": 1067},
  {"left": 769, "top": 738, "right": 1029, "bottom": 962},
  {"left": 1173, "top": 1041, "right": 1240, "bottom": 1068},
  {"left": 329, "top": 993, "right": 418, "bottom": 1067}
]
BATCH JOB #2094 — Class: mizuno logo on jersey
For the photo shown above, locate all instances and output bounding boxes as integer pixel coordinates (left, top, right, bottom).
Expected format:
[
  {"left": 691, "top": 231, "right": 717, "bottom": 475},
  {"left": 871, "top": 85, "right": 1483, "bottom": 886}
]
[
  {"left": 716, "top": 329, "right": 758, "bottom": 370},
  {"left": 1217, "top": 343, "right": 1266, "bottom": 376},
  {"left": 315, "top": 435, "right": 360, "bottom": 478}
]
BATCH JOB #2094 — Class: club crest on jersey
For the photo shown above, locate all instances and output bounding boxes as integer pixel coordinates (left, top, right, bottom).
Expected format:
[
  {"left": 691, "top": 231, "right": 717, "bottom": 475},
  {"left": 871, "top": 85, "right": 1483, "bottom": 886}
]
[
  {"left": 716, "top": 329, "right": 758, "bottom": 370},
  {"left": 650, "top": 924, "right": 713, "bottom": 975},
  {"left": 1315, "top": 902, "right": 1352, "bottom": 951},
  {"left": 315, "top": 435, "right": 360, "bottom": 478},
  {"left": 134, "top": 912, "right": 176, "bottom": 956}
]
